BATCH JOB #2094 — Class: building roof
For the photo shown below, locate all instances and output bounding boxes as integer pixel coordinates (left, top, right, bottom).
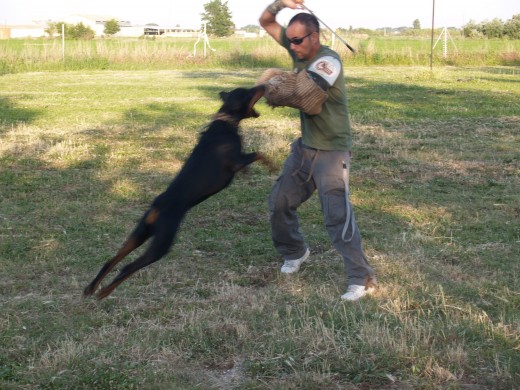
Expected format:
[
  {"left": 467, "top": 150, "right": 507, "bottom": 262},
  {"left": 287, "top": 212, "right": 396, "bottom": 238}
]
[{"left": 62, "top": 14, "right": 118, "bottom": 22}]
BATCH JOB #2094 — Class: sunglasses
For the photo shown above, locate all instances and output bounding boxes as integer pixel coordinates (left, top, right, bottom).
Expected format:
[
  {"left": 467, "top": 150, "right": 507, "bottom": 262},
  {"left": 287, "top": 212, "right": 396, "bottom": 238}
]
[{"left": 288, "top": 32, "right": 313, "bottom": 45}]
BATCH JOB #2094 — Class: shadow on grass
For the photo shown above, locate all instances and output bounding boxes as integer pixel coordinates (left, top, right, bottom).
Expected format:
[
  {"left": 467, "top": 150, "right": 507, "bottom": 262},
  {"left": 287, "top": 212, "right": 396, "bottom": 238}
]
[
  {"left": 0, "top": 97, "right": 42, "bottom": 128},
  {"left": 144, "top": 68, "right": 519, "bottom": 124},
  {"left": 347, "top": 75, "right": 519, "bottom": 122},
  {"left": 122, "top": 102, "right": 205, "bottom": 129}
]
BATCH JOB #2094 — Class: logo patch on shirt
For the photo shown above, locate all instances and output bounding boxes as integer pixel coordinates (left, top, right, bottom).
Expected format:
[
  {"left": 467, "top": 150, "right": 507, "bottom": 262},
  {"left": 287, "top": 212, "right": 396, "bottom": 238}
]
[
  {"left": 309, "top": 56, "right": 341, "bottom": 86},
  {"left": 314, "top": 60, "right": 335, "bottom": 75}
]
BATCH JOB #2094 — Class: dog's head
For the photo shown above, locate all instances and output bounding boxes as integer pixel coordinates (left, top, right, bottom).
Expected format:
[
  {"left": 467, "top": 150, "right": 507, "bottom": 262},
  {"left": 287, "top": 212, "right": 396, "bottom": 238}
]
[{"left": 218, "top": 85, "right": 266, "bottom": 121}]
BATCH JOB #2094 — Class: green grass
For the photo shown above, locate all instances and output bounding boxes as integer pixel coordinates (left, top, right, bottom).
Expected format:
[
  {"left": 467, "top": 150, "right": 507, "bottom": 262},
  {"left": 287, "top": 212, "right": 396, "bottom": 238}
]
[
  {"left": 0, "top": 36, "right": 519, "bottom": 74},
  {"left": 0, "top": 66, "right": 519, "bottom": 389}
]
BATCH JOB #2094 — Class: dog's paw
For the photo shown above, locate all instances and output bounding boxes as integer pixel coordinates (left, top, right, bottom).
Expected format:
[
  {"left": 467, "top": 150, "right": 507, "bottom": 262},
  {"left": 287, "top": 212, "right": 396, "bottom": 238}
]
[
  {"left": 96, "top": 286, "right": 115, "bottom": 300},
  {"left": 83, "top": 284, "right": 95, "bottom": 297}
]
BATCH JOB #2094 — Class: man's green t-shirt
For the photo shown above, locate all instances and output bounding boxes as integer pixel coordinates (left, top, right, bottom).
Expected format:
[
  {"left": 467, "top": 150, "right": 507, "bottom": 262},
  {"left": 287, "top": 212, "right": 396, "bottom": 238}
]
[{"left": 280, "top": 28, "right": 352, "bottom": 151}]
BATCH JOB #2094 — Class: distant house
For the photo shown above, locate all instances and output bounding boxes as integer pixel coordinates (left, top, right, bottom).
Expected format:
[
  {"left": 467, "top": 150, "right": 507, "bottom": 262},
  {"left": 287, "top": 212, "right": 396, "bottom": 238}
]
[
  {"left": 234, "top": 30, "right": 259, "bottom": 38},
  {"left": 141, "top": 26, "right": 199, "bottom": 38},
  {"left": 0, "top": 24, "right": 46, "bottom": 39}
]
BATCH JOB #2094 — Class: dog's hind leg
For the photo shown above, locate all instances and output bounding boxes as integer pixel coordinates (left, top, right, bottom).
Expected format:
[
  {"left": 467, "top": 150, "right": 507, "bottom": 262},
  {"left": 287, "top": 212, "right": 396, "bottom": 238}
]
[
  {"left": 83, "top": 212, "right": 155, "bottom": 297},
  {"left": 95, "top": 215, "right": 182, "bottom": 300}
]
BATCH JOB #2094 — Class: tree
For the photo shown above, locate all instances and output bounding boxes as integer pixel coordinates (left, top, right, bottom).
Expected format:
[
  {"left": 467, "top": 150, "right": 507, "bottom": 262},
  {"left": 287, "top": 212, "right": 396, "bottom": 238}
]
[
  {"left": 104, "top": 19, "right": 120, "bottom": 36},
  {"left": 481, "top": 18, "right": 504, "bottom": 38},
  {"left": 45, "top": 21, "right": 58, "bottom": 38},
  {"left": 201, "top": 0, "right": 234, "bottom": 37},
  {"left": 504, "top": 14, "right": 520, "bottom": 39},
  {"left": 56, "top": 22, "right": 95, "bottom": 40},
  {"left": 462, "top": 19, "right": 482, "bottom": 38},
  {"left": 413, "top": 19, "right": 421, "bottom": 29},
  {"left": 70, "top": 22, "right": 95, "bottom": 39},
  {"left": 241, "top": 24, "right": 260, "bottom": 33}
]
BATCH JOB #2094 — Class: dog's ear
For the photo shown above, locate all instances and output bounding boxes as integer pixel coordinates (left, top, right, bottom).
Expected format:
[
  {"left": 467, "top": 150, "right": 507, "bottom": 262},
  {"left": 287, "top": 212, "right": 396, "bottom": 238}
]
[{"left": 219, "top": 91, "right": 229, "bottom": 102}]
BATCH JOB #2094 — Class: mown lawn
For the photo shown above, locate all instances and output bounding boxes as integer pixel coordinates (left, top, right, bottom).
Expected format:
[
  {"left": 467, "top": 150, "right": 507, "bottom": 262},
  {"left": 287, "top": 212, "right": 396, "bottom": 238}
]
[{"left": 0, "top": 66, "right": 518, "bottom": 389}]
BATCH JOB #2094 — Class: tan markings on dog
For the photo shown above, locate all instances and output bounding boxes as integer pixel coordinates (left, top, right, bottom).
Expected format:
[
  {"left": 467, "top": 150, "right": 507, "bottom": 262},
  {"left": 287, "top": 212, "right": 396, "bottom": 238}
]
[{"left": 145, "top": 208, "right": 160, "bottom": 224}]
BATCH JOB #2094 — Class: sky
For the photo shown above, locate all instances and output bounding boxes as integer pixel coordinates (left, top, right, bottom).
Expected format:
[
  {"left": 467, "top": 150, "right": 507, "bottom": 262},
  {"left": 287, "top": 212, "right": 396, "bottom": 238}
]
[{"left": 2, "top": 0, "right": 519, "bottom": 30}]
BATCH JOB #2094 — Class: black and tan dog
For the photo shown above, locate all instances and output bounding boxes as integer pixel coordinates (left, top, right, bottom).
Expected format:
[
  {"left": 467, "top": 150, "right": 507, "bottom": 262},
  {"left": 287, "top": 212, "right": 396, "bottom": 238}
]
[{"left": 84, "top": 85, "right": 272, "bottom": 300}]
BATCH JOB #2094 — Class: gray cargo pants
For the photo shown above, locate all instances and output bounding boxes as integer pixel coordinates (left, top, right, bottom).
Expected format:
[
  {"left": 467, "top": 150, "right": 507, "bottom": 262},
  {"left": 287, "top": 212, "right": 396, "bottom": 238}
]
[{"left": 268, "top": 138, "right": 375, "bottom": 286}]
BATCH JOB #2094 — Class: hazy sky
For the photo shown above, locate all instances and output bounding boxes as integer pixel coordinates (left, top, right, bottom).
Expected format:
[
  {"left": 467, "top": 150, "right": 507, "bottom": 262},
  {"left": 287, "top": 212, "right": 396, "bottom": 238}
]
[{"left": 2, "top": 0, "right": 519, "bottom": 29}]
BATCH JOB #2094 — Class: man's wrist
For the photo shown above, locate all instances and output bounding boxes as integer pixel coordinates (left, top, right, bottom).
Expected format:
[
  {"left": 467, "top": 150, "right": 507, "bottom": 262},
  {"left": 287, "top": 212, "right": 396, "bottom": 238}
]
[{"left": 267, "top": 0, "right": 285, "bottom": 15}]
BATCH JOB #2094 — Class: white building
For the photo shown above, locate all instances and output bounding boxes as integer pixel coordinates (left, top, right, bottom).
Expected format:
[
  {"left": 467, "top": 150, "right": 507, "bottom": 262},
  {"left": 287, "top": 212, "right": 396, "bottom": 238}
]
[{"left": 0, "top": 24, "right": 46, "bottom": 39}]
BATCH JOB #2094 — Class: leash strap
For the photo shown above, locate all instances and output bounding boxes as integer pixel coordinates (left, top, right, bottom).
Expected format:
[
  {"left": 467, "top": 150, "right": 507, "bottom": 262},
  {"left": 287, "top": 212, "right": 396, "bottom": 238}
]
[
  {"left": 341, "top": 159, "right": 356, "bottom": 242},
  {"left": 303, "top": 5, "right": 356, "bottom": 53}
]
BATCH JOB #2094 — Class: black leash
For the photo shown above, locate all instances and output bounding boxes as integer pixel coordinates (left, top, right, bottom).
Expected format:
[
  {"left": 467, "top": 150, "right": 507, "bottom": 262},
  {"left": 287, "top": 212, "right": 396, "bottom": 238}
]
[{"left": 303, "top": 5, "right": 356, "bottom": 53}]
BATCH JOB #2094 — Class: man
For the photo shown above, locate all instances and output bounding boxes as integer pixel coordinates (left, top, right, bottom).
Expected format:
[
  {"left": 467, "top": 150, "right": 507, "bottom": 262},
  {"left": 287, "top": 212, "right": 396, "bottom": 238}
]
[{"left": 259, "top": 0, "right": 377, "bottom": 301}]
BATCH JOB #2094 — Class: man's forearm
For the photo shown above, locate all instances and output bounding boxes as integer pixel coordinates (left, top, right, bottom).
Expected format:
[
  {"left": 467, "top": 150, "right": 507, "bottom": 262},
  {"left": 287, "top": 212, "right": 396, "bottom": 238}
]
[
  {"left": 267, "top": 0, "right": 285, "bottom": 15},
  {"left": 259, "top": 1, "right": 286, "bottom": 42},
  {"left": 260, "top": 1, "right": 284, "bottom": 27}
]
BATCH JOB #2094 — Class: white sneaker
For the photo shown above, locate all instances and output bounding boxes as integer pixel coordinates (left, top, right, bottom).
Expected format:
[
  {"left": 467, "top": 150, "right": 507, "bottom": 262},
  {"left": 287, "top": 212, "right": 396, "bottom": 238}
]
[
  {"left": 341, "top": 284, "right": 375, "bottom": 302},
  {"left": 280, "top": 249, "right": 310, "bottom": 274}
]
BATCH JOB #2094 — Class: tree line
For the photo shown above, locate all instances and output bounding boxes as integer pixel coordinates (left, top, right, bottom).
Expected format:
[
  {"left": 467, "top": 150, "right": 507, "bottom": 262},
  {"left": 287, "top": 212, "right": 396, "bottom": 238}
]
[
  {"left": 338, "top": 14, "right": 520, "bottom": 39},
  {"left": 462, "top": 14, "right": 520, "bottom": 39},
  {"left": 42, "top": 0, "right": 520, "bottom": 40},
  {"left": 45, "top": 20, "right": 120, "bottom": 39}
]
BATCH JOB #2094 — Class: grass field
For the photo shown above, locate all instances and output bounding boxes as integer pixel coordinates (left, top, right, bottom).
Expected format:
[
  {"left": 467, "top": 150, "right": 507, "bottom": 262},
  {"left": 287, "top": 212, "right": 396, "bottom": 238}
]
[
  {"left": 0, "top": 65, "right": 519, "bottom": 389},
  {"left": 1, "top": 36, "right": 520, "bottom": 74}
]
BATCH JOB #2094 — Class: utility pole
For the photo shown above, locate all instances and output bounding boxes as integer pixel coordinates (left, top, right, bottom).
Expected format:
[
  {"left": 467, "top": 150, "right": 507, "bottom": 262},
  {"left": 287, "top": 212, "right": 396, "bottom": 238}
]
[
  {"left": 430, "top": 0, "right": 435, "bottom": 70},
  {"left": 62, "top": 24, "right": 65, "bottom": 63}
]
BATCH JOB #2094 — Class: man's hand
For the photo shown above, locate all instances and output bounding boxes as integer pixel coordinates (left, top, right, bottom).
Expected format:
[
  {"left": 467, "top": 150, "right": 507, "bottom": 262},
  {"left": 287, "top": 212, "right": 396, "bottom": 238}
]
[
  {"left": 281, "top": 0, "right": 304, "bottom": 9},
  {"left": 261, "top": 0, "right": 304, "bottom": 44}
]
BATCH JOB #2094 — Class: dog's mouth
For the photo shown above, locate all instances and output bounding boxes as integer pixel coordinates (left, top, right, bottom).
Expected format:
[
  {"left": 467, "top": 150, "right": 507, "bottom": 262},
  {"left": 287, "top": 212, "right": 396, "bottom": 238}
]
[{"left": 248, "top": 85, "right": 266, "bottom": 118}]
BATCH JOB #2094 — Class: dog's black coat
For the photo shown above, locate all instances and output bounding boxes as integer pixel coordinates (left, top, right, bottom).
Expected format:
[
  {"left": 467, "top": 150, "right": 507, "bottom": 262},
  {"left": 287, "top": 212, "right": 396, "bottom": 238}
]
[{"left": 84, "top": 85, "right": 270, "bottom": 299}]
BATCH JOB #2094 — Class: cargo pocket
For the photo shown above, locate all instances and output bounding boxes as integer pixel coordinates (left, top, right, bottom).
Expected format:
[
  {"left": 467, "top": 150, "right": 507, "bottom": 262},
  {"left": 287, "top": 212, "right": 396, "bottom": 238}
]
[{"left": 322, "top": 188, "right": 347, "bottom": 228}]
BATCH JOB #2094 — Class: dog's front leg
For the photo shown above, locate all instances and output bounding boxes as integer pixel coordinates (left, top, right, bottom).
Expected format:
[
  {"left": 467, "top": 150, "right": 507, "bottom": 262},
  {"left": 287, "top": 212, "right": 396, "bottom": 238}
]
[
  {"left": 232, "top": 152, "right": 275, "bottom": 173},
  {"left": 253, "top": 152, "right": 277, "bottom": 173}
]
